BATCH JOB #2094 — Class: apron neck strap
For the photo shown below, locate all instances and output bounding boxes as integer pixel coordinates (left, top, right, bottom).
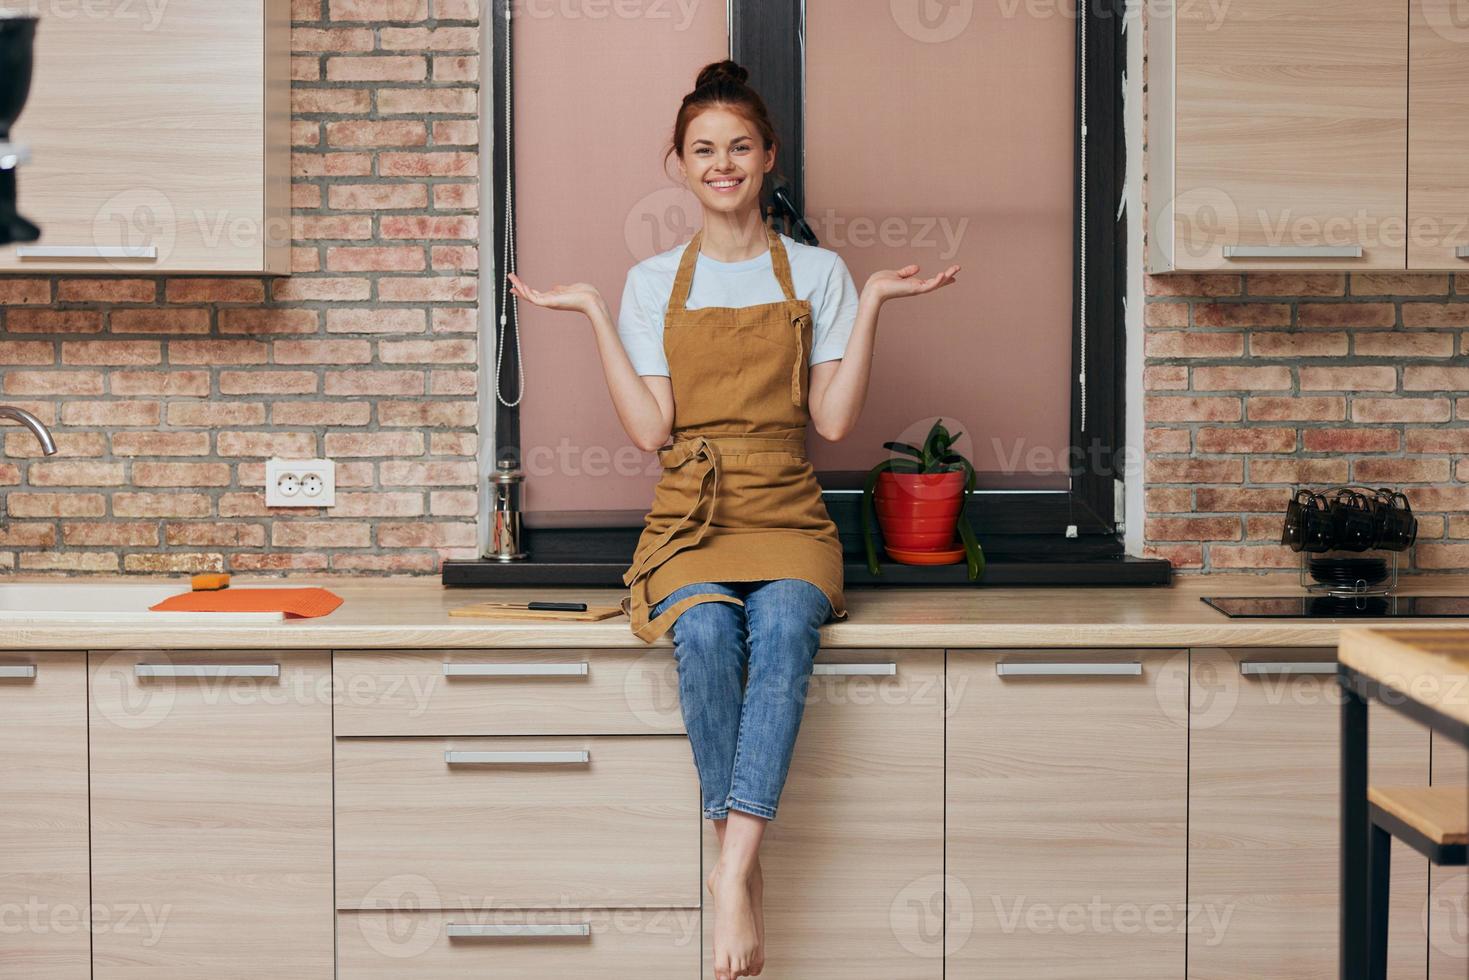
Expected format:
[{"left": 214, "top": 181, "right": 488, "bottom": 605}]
[
  {"left": 667, "top": 228, "right": 702, "bottom": 313},
  {"left": 666, "top": 223, "right": 798, "bottom": 313},
  {"left": 764, "top": 224, "right": 798, "bottom": 303}
]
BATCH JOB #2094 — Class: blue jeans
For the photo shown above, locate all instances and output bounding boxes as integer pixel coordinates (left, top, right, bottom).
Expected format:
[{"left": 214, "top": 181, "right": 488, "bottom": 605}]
[{"left": 651, "top": 579, "right": 832, "bottom": 821}]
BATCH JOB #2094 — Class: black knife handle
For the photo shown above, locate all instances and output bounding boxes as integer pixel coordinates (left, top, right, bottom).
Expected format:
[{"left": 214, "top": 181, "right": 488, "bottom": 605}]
[{"left": 526, "top": 601, "right": 588, "bottom": 612}]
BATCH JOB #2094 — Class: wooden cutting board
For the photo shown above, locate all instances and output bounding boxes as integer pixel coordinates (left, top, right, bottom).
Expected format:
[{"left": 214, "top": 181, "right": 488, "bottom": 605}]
[{"left": 448, "top": 602, "right": 625, "bottom": 622}]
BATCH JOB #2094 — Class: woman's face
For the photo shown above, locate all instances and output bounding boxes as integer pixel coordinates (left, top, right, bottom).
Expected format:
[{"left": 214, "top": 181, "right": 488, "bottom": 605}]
[{"left": 679, "top": 107, "right": 774, "bottom": 215}]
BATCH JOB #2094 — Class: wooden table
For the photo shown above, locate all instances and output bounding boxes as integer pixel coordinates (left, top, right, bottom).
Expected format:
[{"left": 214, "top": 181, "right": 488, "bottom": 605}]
[{"left": 1337, "top": 628, "right": 1469, "bottom": 980}]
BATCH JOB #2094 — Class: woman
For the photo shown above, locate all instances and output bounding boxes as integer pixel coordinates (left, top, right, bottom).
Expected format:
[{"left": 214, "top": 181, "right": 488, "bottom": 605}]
[{"left": 508, "top": 59, "right": 958, "bottom": 980}]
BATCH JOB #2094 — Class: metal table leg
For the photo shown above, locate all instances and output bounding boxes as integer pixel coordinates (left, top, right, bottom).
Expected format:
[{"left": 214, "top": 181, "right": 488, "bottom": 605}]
[{"left": 1340, "top": 669, "right": 1370, "bottom": 980}]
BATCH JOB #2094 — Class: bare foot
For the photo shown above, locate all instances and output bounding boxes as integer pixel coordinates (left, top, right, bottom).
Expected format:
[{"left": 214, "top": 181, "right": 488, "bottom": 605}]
[
  {"left": 748, "top": 857, "right": 765, "bottom": 975},
  {"left": 709, "top": 857, "right": 765, "bottom": 974},
  {"left": 710, "top": 860, "right": 761, "bottom": 979}
]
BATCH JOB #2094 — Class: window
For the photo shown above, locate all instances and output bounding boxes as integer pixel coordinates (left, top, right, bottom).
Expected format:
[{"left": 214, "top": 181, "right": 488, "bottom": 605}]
[{"left": 486, "top": 0, "right": 1126, "bottom": 564}]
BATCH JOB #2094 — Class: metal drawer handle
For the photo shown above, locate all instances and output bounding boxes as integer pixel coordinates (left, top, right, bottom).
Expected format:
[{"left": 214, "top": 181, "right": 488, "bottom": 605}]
[
  {"left": 1240, "top": 661, "right": 1336, "bottom": 676},
  {"left": 1222, "top": 245, "right": 1362, "bottom": 259},
  {"left": 443, "top": 663, "right": 589, "bottom": 677},
  {"left": 0, "top": 665, "right": 37, "bottom": 679},
  {"left": 445, "top": 750, "right": 589, "bottom": 765},
  {"left": 996, "top": 662, "right": 1142, "bottom": 677},
  {"left": 16, "top": 245, "right": 159, "bottom": 260},
  {"left": 135, "top": 664, "right": 280, "bottom": 678},
  {"left": 446, "top": 923, "right": 590, "bottom": 939},
  {"left": 812, "top": 663, "right": 896, "bottom": 676}
]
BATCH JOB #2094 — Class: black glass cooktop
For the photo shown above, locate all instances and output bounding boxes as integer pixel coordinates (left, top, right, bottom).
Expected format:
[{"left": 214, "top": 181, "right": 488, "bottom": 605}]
[{"left": 1203, "top": 595, "right": 1469, "bottom": 618}]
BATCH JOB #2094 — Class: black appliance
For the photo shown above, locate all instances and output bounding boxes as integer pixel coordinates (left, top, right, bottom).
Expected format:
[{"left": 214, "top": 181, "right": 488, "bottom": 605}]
[{"left": 1202, "top": 595, "right": 1469, "bottom": 619}]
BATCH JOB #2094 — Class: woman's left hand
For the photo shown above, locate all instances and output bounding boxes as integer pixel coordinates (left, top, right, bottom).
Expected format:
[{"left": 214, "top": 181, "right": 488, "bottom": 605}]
[{"left": 862, "top": 262, "right": 960, "bottom": 305}]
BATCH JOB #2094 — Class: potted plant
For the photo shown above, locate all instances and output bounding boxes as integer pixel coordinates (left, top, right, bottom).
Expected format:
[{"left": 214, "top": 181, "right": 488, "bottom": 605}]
[{"left": 861, "top": 418, "right": 985, "bottom": 580}]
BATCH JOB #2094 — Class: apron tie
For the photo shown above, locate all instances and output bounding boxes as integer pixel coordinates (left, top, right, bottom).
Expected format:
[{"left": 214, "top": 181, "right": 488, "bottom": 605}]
[
  {"left": 620, "top": 431, "right": 809, "bottom": 642},
  {"left": 620, "top": 435, "right": 744, "bottom": 642},
  {"left": 790, "top": 311, "right": 809, "bottom": 408}
]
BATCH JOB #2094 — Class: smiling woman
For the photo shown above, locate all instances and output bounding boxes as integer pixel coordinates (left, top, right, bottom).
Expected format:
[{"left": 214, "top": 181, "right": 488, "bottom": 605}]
[{"left": 504, "top": 53, "right": 960, "bottom": 980}]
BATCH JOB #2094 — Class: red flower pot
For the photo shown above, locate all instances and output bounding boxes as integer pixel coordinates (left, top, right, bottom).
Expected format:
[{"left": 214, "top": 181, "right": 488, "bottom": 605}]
[{"left": 874, "top": 469, "right": 966, "bottom": 552}]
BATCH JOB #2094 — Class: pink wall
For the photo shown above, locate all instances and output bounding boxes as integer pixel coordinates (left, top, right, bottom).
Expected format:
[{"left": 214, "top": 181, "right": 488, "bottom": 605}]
[{"left": 805, "top": 0, "right": 1075, "bottom": 487}]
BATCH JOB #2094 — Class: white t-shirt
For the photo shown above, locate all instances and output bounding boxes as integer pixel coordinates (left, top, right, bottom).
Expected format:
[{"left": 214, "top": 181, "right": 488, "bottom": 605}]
[{"left": 617, "top": 232, "right": 859, "bottom": 377}]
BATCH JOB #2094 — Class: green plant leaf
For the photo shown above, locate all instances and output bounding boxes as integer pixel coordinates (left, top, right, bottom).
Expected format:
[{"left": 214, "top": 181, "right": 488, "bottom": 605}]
[
  {"left": 950, "top": 455, "right": 985, "bottom": 581},
  {"left": 881, "top": 440, "right": 924, "bottom": 461},
  {"left": 861, "top": 459, "right": 896, "bottom": 576}
]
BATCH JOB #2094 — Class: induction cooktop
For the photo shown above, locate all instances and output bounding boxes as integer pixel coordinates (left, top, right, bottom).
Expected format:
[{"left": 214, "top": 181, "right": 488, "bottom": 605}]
[{"left": 1202, "top": 595, "right": 1469, "bottom": 618}]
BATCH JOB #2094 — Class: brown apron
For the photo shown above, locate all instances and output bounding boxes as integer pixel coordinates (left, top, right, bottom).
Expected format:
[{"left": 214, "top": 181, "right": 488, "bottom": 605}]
[{"left": 620, "top": 223, "right": 849, "bottom": 643}]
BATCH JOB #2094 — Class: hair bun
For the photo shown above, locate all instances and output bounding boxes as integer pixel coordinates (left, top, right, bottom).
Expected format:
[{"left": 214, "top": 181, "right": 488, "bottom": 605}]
[{"left": 695, "top": 59, "right": 748, "bottom": 89}]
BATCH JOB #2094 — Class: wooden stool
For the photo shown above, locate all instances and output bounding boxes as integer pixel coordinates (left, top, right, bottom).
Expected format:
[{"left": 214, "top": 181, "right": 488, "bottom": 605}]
[{"left": 1365, "top": 785, "right": 1468, "bottom": 980}]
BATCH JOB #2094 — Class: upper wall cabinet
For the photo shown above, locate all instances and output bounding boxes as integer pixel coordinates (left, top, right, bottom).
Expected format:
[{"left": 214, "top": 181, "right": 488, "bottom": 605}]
[
  {"left": 1, "top": 0, "right": 290, "bottom": 275},
  {"left": 1148, "top": 0, "right": 1464, "bottom": 272},
  {"left": 1408, "top": 0, "right": 1469, "bottom": 270}
]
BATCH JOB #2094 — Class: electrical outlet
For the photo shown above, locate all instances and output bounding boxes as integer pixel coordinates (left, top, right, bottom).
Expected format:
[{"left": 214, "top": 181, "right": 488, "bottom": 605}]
[{"left": 265, "top": 458, "right": 336, "bottom": 508}]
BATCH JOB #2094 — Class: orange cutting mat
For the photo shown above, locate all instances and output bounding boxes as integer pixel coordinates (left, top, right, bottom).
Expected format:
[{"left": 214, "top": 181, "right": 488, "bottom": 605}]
[{"left": 150, "top": 587, "right": 344, "bottom": 619}]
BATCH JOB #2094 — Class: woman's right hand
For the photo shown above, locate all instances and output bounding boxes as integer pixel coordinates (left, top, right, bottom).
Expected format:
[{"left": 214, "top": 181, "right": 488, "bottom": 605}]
[{"left": 507, "top": 272, "right": 604, "bottom": 318}]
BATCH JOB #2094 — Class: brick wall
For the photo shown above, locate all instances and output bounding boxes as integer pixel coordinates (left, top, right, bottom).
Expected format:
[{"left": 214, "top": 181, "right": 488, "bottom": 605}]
[
  {"left": 0, "top": 0, "right": 481, "bottom": 576},
  {"left": 1142, "top": 272, "right": 1469, "bottom": 572},
  {"left": 1140, "top": 10, "right": 1469, "bottom": 574}
]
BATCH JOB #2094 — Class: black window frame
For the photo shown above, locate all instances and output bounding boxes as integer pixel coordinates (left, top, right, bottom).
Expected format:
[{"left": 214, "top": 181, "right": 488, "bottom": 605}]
[{"left": 488, "top": 0, "right": 1128, "bottom": 563}]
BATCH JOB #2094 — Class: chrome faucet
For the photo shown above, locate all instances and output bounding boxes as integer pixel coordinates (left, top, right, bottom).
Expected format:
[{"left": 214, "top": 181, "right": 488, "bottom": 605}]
[{"left": 0, "top": 405, "right": 56, "bottom": 455}]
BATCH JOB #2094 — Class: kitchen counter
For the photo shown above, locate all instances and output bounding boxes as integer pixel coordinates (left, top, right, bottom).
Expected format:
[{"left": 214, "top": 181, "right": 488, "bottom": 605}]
[{"left": 3, "top": 574, "right": 1469, "bottom": 649}]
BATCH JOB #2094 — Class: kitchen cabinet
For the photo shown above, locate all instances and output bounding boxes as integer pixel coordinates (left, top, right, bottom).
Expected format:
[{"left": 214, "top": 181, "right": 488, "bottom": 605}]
[
  {"left": 702, "top": 650, "right": 944, "bottom": 979},
  {"left": 946, "top": 650, "right": 1188, "bottom": 978},
  {"left": 1149, "top": 0, "right": 1409, "bottom": 271},
  {"left": 1428, "top": 730, "right": 1468, "bottom": 977},
  {"left": 335, "top": 734, "right": 700, "bottom": 910},
  {"left": 88, "top": 651, "right": 334, "bottom": 980},
  {"left": 1187, "top": 648, "right": 1430, "bottom": 979},
  {"left": 332, "top": 648, "right": 685, "bottom": 736},
  {"left": 337, "top": 908, "right": 702, "bottom": 979},
  {"left": 0, "top": 653, "right": 90, "bottom": 980},
  {"left": 1408, "top": 0, "right": 1469, "bottom": 270},
  {"left": 3, "top": 0, "right": 289, "bottom": 274}
]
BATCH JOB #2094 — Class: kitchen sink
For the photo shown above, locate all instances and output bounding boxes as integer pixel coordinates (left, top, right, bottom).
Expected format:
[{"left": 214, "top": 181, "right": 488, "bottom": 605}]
[{"left": 0, "top": 583, "right": 285, "bottom": 623}]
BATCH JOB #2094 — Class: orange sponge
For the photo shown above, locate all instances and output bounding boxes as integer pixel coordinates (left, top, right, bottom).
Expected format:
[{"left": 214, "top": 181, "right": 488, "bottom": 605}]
[{"left": 191, "top": 573, "right": 231, "bottom": 591}]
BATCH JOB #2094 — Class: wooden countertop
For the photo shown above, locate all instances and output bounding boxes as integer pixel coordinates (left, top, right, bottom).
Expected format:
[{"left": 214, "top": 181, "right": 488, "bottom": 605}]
[
  {"left": 1339, "top": 627, "right": 1469, "bottom": 728},
  {"left": 3, "top": 574, "right": 1469, "bottom": 650}
]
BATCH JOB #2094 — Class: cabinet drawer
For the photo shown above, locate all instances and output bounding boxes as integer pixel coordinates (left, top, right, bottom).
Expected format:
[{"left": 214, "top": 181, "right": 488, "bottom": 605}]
[
  {"left": 947, "top": 650, "right": 1188, "bottom": 979},
  {"left": 338, "top": 908, "right": 699, "bottom": 978},
  {"left": 1189, "top": 648, "right": 1431, "bottom": 980},
  {"left": 333, "top": 650, "right": 683, "bottom": 736},
  {"left": 88, "top": 650, "right": 334, "bottom": 980},
  {"left": 335, "top": 735, "right": 699, "bottom": 910},
  {"left": 703, "top": 650, "right": 945, "bottom": 978},
  {"left": 0, "top": 653, "right": 90, "bottom": 980}
]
